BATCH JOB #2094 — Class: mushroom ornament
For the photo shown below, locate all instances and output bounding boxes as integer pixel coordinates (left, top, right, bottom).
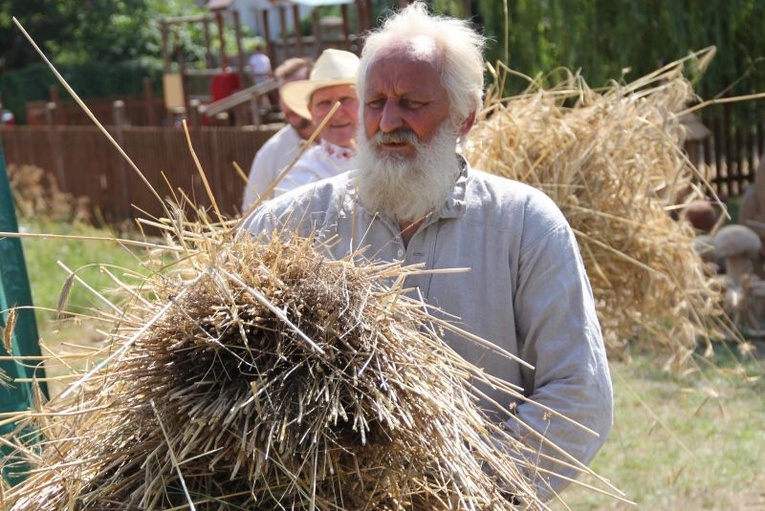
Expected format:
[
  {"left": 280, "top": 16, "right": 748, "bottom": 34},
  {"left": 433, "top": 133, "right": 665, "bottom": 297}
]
[
  {"left": 712, "top": 224, "right": 765, "bottom": 335},
  {"left": 713, "top": 224, "right": 762, "bottom": 285}
]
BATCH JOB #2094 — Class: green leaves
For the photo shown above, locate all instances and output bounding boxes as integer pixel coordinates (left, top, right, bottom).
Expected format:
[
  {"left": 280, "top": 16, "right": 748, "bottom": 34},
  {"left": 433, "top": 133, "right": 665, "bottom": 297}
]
[
  {"left": 0, "top": 0, "right": 205, "bottom": 72},
  {"left": 474, "top": 0, "right": 765, "bottom": 103}
]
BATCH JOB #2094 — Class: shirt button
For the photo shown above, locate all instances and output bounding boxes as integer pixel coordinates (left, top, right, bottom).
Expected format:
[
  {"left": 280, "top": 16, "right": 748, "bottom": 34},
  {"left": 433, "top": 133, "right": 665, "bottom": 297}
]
[{"left": 397, "top": 248, "right": 405, "bottom": 258}]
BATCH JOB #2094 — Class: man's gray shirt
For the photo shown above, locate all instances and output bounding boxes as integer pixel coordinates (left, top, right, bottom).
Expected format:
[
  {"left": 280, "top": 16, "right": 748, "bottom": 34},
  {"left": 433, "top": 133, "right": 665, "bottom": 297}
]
[{"left": 242, "top": 161, "right": 613, "bottom": 499}]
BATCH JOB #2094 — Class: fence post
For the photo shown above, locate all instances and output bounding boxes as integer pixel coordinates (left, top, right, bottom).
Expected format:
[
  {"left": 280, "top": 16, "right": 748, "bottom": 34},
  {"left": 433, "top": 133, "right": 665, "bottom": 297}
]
[
  {"left": 355, "top": 0, "right": 366, "bottom": 33},
  {"left": 189, "top": 98, "right": 201, "bottom": 128},
  {"left": 0, "top": 140, "right": 47, "bottom": 486},
  {"left": 291, "top": 4, "right": 304, "bottom": 56},
  {"left": 144, "top": 77, "right": 156, "bottom": 126},
  {"left": 113, "top": 100, "right": 131, "bottom": 220},
  {"left": 341, "top": 4, "right": 351, "bottom": 50},
  {"left": 278, "top": 5, "right": 290, "bottom": 58},
  {"left": 45, "top": 101, "right": 66, "bottom": 193},
  {"left": 262, "top": 9, "right": 275, "bottom": 62},
  {"left": 203, "top": 16, "right": 214, "bottom": 70},
  {"left": 233, "top": 9, "right": 247, "bottom": 87},
  {"left": 702, "top": 134, "right": 713, "bottom": 184},
  {"left": 724, "top": 104, "right": 734, "bottom": 196},
  {"left": 48, "top": 86, "right": 66, "bottom": 126},
  {"left": 312, "top": 9, "right": 322, "bottom": 58}
]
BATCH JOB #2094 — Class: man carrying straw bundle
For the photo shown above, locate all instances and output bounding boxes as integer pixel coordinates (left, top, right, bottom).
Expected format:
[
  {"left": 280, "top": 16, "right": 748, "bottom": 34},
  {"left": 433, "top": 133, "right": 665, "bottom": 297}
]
[{"left": 244, "top": 1, "right": 613, "bottom": 502}]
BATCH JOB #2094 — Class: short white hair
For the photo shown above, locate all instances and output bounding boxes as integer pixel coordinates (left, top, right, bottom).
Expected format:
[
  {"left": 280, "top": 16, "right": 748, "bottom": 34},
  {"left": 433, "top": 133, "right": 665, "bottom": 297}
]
[{"left": 358, "top": 1, "right": 485, "bottom": 124}]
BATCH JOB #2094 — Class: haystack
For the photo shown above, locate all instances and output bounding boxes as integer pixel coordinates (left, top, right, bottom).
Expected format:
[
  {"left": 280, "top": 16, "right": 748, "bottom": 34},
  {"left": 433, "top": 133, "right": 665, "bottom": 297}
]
[
  {"left": 463, "top": 62, "right": 733, "bottom": 369},
  {"left": 6, "top": 163, "right": 90, "bottom": 223},
  {"left": 0, "top": 213, "right": 569, "bottom": 510}
]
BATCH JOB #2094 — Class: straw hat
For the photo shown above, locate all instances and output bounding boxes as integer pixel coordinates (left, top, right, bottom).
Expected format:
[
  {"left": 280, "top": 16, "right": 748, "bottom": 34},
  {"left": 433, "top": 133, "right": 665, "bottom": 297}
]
[{"left": 280, "top": 49, "right": 359, "bottom": 120}]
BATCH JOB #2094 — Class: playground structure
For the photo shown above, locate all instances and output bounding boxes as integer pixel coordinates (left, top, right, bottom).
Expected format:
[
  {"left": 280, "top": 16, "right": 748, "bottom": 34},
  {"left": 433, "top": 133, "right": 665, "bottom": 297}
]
[{"left": 159, "top": 0, "right": 374, "bottom": 126}]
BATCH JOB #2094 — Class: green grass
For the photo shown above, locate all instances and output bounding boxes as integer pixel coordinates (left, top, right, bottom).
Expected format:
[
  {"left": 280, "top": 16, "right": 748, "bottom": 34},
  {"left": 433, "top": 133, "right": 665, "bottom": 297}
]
[
  {"left": 18, "top": 220, "right": 765, "bottom": 510},
  {"left": 20, "top": 218, "right": 147, "bottom": 321},
  {"left": 556, "top": 346, "right": 765, "bottom": 510}
]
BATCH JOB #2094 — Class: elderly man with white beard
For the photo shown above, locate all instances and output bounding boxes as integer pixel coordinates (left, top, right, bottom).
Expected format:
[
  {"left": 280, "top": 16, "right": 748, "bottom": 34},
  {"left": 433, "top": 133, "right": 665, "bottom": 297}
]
[{"left": 242, "top": 1, "right": 613, "bottom": 502}]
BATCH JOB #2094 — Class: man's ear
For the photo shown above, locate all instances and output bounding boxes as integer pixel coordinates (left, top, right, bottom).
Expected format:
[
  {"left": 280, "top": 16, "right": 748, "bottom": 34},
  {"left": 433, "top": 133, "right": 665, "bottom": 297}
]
[{"left": 458, "top": 111, "right": 476, "bottom": 138}]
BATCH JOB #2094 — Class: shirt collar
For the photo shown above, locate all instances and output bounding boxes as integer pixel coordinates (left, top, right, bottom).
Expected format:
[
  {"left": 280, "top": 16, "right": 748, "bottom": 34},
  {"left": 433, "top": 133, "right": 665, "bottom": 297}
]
[
  {"left": 437, "top": 155, "right": 468, "bottom": 219},
  {"left": 320, "top": 139, "right": 355, "bottom": 161}
]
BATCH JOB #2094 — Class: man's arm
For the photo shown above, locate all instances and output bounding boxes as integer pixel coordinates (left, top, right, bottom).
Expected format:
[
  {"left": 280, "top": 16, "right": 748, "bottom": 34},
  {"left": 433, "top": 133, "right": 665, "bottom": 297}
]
[{"left": 510, "top": 221, "right": 613, "bottom": 500}]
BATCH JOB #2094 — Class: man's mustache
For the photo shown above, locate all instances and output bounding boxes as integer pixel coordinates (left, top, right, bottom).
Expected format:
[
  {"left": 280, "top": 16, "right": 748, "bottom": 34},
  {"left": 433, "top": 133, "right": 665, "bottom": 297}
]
[{"left": 374, "top": 129, "right": 419, "bottom": 145}]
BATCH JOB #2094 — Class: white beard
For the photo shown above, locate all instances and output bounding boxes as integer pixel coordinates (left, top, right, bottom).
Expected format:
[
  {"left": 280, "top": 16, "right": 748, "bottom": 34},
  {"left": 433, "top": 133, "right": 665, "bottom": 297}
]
[{"left": 356, "top": 123, "right": 461, "bottom": 223}]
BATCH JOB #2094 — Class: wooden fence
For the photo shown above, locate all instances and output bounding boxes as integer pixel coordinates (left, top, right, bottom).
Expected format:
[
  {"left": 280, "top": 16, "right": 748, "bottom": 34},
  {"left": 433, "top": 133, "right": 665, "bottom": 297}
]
[
  {"left": 25, "top": 81, "right": 166, "bottom": 128},
  {"left": 24, "top": 84, "right": 282, "bottom": 130},
  {"left": 699, "top": 115, "right": 765, "bottom": 199},
  {"left": 1, "top": 114, "right": 764, "bottom": 225},
  {"left": 0, "top": 125, "right": 277, "bottom": 223}
]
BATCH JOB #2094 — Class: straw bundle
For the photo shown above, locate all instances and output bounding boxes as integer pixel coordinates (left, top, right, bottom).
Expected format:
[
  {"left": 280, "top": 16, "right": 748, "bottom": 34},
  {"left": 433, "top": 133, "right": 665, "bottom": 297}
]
[
  {"left": 6, "top": 163, "right": 90, "bottom": 222},
  {"left": 1, "top": 218, "right": 549, "bottom": 510},
  {"left": 463, "top": 63, "right": 730, "bottom": 368}
]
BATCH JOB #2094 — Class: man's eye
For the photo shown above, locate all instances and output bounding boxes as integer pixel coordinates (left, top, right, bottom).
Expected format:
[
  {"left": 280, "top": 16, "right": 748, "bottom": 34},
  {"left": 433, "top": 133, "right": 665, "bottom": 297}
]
[
  {"left": 366, "top": 99, "right": 384, "bottom": 109},
  {"left": 402, "top": 100, "right": 424, "bottom": 109}
]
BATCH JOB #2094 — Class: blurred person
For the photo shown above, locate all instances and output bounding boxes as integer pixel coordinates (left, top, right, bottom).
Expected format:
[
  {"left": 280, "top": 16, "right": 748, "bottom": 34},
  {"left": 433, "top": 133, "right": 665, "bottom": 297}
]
[
  {"left": 242, "top": 57, "right": 314, "bottom": 211},
  {"left": 248, "top": 43, "right": 272, "bottom": 86},
  {"left": 244, "top": 2, "right": 612, "bottom": 501},
  {"left": 248, "top": 42, "right": 273, "bottom": 113}
]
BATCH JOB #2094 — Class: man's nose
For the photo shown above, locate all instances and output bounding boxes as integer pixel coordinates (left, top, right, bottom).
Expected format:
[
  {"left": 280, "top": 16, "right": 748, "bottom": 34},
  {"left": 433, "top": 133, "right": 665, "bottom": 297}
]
[{"left": 378, "top": 100, "right": 403, "bottom": 133}]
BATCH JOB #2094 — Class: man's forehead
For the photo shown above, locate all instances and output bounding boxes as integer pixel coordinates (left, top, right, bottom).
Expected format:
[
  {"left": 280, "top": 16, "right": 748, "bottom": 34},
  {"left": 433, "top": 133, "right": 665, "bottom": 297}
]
[
  {"left": 375, "top": 36, "right": 439, "bottom": 63},
  {"left": 407, "top": 35, "right": 439, "bottom": 59},
  {"left": 366, "top": 39, "right": 442, "bottom": 81}
]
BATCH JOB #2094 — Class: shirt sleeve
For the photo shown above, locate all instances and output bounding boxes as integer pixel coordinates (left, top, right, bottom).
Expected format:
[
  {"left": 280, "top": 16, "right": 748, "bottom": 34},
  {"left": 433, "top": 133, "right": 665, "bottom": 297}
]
[
  {"left": 242, "top": 148, "right": 278, "bottom": 213},
  {"left": 507, "top": 220, "right": 613, "bottom": 501}
]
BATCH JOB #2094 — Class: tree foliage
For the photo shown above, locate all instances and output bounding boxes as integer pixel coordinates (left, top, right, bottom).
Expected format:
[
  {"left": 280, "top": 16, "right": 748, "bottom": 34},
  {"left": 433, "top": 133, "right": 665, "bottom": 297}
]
[
  {"left": 0, "top": 0, "right": 206, "bottom": 73},
  {"left": 3, "top": 0, "right": 764, "bottom": 126},
  {"left": 0, "top": 0, "right": 214, "bottom": 121},
  {"left": 473, "top": 1, "right": 765, "bottom": 111}
]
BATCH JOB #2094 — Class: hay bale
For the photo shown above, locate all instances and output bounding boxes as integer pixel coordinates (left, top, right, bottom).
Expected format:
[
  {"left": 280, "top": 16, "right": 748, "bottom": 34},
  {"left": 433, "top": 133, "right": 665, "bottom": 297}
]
[
  {"left": 1, "top": 225, "right": 554, "bottom": 510},
  {"left": 6, "top": 163, "right": 90, "bottom": 223},
  {"left": 463, "top": 65, "right": 732, "bottom": 368}
]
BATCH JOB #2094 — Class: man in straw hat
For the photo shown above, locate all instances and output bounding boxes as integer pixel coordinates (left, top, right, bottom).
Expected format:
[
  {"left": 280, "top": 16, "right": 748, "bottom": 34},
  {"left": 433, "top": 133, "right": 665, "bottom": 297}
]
[
  {"left": 244, "top": 1, "right": 612, "bottom": 501},
  {"left": 242, "top": 57, "right": 315, "bottom": 211},
  {"left": 244, "top": 49, "right": 360, "bottom": 208}
]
